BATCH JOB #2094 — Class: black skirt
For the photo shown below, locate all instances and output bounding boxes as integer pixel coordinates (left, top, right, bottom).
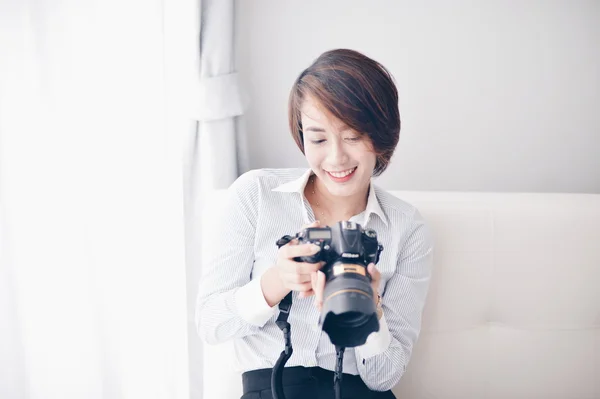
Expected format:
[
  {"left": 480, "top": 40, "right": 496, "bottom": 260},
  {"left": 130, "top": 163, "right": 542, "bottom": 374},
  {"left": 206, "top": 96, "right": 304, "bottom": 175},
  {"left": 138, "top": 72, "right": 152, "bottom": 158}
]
[{"left": 241, "top": 366, "right": 396, "bottom": 399}]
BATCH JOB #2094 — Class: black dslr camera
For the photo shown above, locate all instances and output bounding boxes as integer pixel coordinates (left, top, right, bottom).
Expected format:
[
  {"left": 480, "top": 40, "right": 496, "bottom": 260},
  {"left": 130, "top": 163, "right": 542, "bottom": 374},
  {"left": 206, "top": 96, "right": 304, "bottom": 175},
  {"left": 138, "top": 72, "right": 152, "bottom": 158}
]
[{"left": 289, "top": 221, "right": 384, "bottom": 347}]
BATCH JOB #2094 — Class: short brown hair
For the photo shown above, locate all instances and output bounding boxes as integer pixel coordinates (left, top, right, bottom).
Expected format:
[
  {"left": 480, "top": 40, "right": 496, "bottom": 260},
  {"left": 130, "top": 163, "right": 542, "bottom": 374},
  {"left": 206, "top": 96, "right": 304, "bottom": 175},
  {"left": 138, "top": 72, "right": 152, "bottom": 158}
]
[{"left": 288, "top": 49, "right": 400, "bottom": 176}]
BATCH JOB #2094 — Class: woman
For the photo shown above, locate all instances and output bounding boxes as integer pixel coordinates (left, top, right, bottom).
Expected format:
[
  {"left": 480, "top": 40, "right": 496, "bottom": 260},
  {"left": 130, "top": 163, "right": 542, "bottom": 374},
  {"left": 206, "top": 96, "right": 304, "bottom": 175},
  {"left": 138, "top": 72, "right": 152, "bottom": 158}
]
[{"left": 196, "top": 49, "right": 434, "bottom": 399}]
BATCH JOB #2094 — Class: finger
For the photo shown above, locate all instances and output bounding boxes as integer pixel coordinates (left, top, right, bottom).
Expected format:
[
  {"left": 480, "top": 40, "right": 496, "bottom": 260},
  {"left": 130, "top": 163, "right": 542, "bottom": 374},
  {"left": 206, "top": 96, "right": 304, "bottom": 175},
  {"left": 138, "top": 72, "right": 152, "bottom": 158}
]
[
  {"left": 286, "top": 282, "right": 312, "bottom": 292},
  {"left": 277, "top": 238, "right": 299, "bottom": 252},
  {"left": 317, "top": 270, "right": 326, "bottom": 292},
  {"left": 314, "top": 270, "right": 326, "bottom": 306},
  {"left": 281, "top": 271, "right": 312, "bottom": 284},
  {"left": 310, "top": 271, "right": 318, "bottom": 293},
  {"left": 284, "top": 243, "right": 321, "bottom": 258},
  {"left": 310, "top": 271, "right": 322, "bottom": 310},
  {"left": 294, "top": 261, "right": 324, "bottom": 275},
  {"left": 367, "top": 263, "right": 380, "bottom": 281},
  {"left": 280, "top": 259, "right": 320, "bottom": 276},
  {"left": 367, "top": 263, "right": 381, "bottom": 292}
]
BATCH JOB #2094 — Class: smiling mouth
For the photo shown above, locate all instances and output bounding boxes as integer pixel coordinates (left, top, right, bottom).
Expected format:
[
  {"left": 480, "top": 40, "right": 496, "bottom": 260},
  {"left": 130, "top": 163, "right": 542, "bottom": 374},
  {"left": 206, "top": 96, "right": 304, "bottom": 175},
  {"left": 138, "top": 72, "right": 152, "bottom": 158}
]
[{"left": 325, "top": 167, "right": 357, "bottom": 180}]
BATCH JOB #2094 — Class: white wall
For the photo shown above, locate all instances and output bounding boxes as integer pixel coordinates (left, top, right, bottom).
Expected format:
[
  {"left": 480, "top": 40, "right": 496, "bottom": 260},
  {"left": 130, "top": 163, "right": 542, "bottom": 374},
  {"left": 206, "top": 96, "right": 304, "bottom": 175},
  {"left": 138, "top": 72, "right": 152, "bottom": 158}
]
[{"left": 235, "top": 0, "right": 600, "bottom": 193}]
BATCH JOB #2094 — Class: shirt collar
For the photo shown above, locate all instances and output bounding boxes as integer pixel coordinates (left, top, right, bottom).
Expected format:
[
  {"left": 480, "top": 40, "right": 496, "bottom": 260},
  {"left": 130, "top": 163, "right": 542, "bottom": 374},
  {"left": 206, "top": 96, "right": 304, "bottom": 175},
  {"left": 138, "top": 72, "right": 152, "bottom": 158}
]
[
  {"left": 272, "top": 169, "right": 388, "bottom": 226},
  {"left": 271, "top": 168, "right": 313, "bottom": 194}
]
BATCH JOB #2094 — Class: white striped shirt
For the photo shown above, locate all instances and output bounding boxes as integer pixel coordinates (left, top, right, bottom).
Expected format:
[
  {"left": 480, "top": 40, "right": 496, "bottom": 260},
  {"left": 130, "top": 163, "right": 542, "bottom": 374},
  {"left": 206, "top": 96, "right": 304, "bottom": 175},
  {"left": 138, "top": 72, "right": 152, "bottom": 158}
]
[{"left": 196, "top": 168, "right": 434, "bottom": 391}]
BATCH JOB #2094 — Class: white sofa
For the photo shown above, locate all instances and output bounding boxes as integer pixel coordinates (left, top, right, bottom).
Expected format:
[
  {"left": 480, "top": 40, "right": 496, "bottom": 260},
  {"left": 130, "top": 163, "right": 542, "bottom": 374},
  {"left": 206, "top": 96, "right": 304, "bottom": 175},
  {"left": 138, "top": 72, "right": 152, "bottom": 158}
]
[{"left": 199, "top": 190, "right": 600, "bottom": 399}]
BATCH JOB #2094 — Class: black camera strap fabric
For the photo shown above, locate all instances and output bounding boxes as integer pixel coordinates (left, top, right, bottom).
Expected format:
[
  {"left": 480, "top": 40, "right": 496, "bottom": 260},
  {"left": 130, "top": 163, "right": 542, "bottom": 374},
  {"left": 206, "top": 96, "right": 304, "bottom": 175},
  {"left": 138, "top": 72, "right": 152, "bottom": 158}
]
[
  {"left": 272, "top": 291, "right": 293, "bottom": 399},
  {"left": 334, "top": 345, "right": 345, "bottom": 398},
  {"left": 272, "top": 235, "right": 344, "bottom": 399},
  {"left": 272, "top": 236, "right": 295, "bottom": 399}
]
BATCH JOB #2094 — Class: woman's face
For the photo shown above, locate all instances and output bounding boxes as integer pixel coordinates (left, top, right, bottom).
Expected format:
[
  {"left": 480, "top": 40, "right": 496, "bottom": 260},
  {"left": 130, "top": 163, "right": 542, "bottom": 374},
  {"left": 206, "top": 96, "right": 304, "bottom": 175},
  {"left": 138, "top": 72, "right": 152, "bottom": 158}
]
[{"left": 301, "top": 95, "right": 376, "bottom": 198}]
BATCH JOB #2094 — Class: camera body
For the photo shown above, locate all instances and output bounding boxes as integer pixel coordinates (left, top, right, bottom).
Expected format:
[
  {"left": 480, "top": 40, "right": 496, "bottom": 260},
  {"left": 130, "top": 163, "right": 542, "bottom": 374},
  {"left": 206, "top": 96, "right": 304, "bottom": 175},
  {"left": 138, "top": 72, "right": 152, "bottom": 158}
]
[
  {"left": 294, "top": 221, "right": 382, "bottom": 267},
  {"left": 290, "top": 221, "right": 383, "bottom": 347}
]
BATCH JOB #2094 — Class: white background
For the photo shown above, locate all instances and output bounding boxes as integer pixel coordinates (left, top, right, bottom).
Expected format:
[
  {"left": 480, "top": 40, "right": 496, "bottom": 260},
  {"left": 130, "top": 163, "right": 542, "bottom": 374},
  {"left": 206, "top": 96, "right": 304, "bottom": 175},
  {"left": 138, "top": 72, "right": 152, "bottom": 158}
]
[{"left": 235, "top": 0, "right": 600, "bottom": 193}]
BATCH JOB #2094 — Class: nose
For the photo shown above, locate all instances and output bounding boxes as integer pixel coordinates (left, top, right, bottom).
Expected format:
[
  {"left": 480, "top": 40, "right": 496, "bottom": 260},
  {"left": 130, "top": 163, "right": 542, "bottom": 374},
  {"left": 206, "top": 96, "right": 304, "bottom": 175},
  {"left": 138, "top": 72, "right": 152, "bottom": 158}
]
[{"left": 326, "top": 139, "right": 349, "bottom": 165}]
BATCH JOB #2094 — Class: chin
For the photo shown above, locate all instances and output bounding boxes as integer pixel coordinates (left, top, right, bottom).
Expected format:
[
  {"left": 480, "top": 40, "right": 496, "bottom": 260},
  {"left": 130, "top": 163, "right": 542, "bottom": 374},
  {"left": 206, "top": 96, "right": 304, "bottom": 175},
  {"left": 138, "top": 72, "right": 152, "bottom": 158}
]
[
  {"left": 320, "top": 174, "right": 364, "bottom": 197},
  {"left": 326, "top": 186, "right": 357, "bottom": 197}
]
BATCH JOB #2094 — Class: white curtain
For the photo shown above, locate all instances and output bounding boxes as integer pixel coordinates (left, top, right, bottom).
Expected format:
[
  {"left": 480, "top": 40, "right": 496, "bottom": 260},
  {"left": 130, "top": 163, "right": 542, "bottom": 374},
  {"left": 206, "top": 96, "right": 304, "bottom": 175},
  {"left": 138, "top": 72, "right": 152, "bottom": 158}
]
[
  {"left": 184, "top": 1, "right": 244, "bottom": 398},
  {"left": 0, "top": 0, "right": 200, "bottom": 398}
]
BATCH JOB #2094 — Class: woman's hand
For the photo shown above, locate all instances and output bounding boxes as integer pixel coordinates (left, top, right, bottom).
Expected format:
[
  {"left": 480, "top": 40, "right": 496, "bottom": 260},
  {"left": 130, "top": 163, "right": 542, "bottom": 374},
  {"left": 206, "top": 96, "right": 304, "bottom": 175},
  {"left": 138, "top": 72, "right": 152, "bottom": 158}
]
[
  {"left": 275, "top": 238, "right": 325, "bottom": 293},
  {"left": 261, "top": 221, "right": 325, "bottom": 306},
  {"left": 311, "top": 262, "right": 382, "bottom": 312}
]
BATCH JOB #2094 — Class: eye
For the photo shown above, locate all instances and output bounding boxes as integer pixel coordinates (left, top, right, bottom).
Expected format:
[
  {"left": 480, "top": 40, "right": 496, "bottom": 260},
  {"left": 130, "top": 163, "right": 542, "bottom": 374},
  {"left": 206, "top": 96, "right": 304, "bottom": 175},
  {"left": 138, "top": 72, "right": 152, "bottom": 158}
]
[
  {"left": 311, "top": 139, "right": 326, "bottom": 145},
  {"left": 345, "top": 136, "right": 361, "bottom": 142}
]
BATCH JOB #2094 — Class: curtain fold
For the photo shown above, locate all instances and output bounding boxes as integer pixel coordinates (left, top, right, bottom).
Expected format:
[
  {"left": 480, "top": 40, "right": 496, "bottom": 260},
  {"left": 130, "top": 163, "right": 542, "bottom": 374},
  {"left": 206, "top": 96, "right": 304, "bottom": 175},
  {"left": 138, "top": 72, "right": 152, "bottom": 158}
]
[
  {"left": 195, "top": 0, "right": 242, "bottom": 192},
  {"left": 183, "top": 1, "right": 245, "bottom": 398}
]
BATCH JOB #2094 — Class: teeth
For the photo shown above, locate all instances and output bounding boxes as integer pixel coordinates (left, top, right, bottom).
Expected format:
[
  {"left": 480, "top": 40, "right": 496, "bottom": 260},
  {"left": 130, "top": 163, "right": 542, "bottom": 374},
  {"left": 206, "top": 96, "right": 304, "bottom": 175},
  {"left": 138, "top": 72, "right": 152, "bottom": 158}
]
[{"left": 329, "top": 168, "right": 356, "bottom": 178}]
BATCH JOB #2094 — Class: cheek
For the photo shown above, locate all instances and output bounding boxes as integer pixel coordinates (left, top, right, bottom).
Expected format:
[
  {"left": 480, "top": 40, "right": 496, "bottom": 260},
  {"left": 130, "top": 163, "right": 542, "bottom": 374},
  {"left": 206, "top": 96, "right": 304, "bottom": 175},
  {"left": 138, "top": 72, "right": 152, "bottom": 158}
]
[
  {"left": 353, "top": 145, "right": 377, "bottom": 168},
  {"left": 303, "top": 146, "right": 323, "bottom": 167}
]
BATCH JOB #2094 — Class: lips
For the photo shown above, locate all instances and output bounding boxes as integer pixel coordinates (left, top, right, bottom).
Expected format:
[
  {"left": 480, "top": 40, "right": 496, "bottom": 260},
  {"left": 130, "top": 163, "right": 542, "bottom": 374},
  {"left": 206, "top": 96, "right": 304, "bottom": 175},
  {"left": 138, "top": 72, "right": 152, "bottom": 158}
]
[{"left": 325, "top": 167, "right": 357, "bottom": 182}]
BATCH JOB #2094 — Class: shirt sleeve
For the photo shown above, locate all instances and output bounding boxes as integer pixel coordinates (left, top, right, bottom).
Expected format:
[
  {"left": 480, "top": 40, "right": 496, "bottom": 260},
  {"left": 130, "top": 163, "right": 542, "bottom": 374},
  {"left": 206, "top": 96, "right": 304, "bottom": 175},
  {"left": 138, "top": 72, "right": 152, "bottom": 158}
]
[
  {"left": 352, "top": 312, "right": 392, "bottom": 358},
  {"left": 195, "top": 171, "right": 278, "bottom": 345},
  {"left": 354, "top": 209, "right": 434, "bottom": 391},
  {"left": 234, "top": 277, "right": 279, "bottom": 325}
]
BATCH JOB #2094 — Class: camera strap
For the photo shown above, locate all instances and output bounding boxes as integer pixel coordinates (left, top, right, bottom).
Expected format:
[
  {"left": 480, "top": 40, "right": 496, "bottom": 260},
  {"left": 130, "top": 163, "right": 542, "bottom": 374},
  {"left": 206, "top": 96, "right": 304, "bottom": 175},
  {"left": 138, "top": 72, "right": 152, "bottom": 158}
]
[
  {"left": 271, "top": 236, "right": 295, "bottom": 399},
  {"left": 271, "top": 291, "right": 293, "bottom": 399},
  {"left": 272, "top": 235, "right": 344, "bottom": 399},
  {"left": 334, "top": 345, "right": 345, "bottom": 399}
]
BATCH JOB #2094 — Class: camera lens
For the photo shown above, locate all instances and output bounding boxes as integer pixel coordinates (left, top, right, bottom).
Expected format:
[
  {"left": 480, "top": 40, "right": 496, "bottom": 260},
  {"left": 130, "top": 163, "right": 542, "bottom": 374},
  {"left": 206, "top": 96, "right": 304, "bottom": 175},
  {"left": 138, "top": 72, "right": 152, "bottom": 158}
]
[
  {"left": 319, "top": 264, "right": 379, "bottom": 347},
  {"left": 327, "top": 311, "right": 371, "bottom": 328}
]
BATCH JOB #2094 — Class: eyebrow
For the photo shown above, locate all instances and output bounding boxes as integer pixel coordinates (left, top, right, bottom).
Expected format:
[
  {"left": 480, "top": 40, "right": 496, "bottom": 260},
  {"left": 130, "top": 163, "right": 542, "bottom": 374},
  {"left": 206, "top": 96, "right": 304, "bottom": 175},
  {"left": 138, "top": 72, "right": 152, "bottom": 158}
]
[{"left": 303, "top": 126, "right": 352, "bottom": 133}]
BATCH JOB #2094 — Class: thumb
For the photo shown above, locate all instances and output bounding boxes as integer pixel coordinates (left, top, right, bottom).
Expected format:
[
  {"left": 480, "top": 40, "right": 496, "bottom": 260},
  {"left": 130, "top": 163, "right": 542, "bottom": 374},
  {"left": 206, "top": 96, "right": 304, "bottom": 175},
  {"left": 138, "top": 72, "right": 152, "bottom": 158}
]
[
  {"left": 367, "top": 263, "right": 381, "bottom": 283},
  {"left": 302, "top": 220, "right": 322, "bottom": 229}
]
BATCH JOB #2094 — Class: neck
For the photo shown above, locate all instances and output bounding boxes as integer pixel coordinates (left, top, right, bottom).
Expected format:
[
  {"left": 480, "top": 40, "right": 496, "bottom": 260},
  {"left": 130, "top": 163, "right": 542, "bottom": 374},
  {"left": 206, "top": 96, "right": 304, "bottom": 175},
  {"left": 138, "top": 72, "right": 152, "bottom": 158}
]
[{"left": 311, "top": 174, "right": 369, "bottom": 219}]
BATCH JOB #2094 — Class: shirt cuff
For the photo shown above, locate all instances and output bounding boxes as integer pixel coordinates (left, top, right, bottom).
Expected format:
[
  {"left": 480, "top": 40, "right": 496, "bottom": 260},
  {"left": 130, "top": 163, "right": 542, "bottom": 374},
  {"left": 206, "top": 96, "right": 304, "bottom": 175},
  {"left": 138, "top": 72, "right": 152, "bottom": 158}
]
[
  {"left": 355, "top": 312, "right": 392, "bottom": 359},
  {"left": 234, "top": 277, "right": 278, "bottom": 327}
]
